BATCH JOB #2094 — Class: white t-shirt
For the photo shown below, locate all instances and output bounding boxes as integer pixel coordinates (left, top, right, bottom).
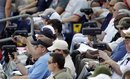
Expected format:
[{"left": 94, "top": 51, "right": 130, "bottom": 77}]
[
  {"left": 62, "top": 0, "right": 90, "bottom": 18},
  {"left": 64, "top": 55, "right": 76, "bottom": 77},
  {"left": 103, "top": 18, "right": 118, "bottom": 43},
  {"left": 112, "top": 53, "right": 130, "bottom": 79}
]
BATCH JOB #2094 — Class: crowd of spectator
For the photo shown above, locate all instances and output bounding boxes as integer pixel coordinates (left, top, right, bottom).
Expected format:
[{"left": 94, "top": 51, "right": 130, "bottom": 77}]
[{"left": 0, "top": 0, "right": 130, "bottom": 79}]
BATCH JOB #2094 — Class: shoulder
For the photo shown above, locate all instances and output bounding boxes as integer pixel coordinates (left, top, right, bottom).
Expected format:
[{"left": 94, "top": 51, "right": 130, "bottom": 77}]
[
  {"left": 36, "top": 52, "right": 50, "bottom": 63},
  {"left": 54, "top": 68, "right": 72, "bottom": 79}
]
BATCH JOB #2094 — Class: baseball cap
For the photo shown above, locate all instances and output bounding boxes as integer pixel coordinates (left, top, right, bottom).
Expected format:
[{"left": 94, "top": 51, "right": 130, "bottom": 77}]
[
  {"left": 36, "top": 27, "right": 55, "bottom": 39},
  {"left": 41, "top": 12, "right": 61, "bottom": 21},
  {"left": 91, "top": 65, "right": 112, "bottom": 77},
  {"left": 116, "top": 17, "right": 130, "bottom": 29},
  {"left": 31, "top": 39, "right": 52, "bottom": 48},
  {"left": 48, "top": 40, "right": 68, "bottom": 51},
  {"left": 41, "top": 25, "right": 55, "bottom": 34}
]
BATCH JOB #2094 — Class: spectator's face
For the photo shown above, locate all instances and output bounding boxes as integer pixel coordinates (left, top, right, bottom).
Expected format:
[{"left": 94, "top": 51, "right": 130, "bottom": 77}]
[
  {"left": 53, "top": 49, "right": 63, "bottom": 55},
  {"left": 113, "top": 4, "right": 119, "bottom": 18},
  {"left": 48, "top": 57, "right": 56, "bottom": 72},
  {"left": 108, "top": 3, "right": 114, "bottom": 13},
  {"left": 125, "top": 38, "right": 130, "bottom": 53},
  {"left": 116, "top": 25, "right": 128, "bottom": 37},
  {"left": 91, "top": 1, "right": 100, "bottom": 7},
  {"left": 34, "top": 44, "right": 45, "bottom": 55},
  {"left": 110, "top": 0, "right": 117, "bottom": 5},
  {"left": 108, "top": 0, "right": 116, "bottom": 13}
]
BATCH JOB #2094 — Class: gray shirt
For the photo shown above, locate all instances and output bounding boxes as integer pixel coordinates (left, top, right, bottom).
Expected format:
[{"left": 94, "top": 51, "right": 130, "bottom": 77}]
[{"left": 53, "top": 68, "right": 73, "bottom": 79}]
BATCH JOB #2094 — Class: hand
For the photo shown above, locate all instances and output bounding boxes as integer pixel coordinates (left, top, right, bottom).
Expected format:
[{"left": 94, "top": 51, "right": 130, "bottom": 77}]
[
  {"left": 8, "top": 52, "right": 20, "bottom": 64},
  {"left": 20, "top": 10, "right": 27, "bottom": 14},
  {"left": 13, "top": 35, "right": 28, "bottom": 45},
  {"left": 18, "top": 6, "right": 25, "bottom": 12},
  {"left": 88, "top": 61, "right": 97, "bottom": 69},
  {"left": 5, "top": 21, "right": 11, "bottom": 28},
  {"left": 98, "top": 50, "right": 111, "bottom": 61}
]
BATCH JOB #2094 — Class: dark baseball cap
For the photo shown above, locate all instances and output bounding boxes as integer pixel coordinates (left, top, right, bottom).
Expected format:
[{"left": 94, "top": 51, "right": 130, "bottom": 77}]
[
  {"left": 36, "top": 27, "right": 55, "bottom": 39},
  {"left": 31, "top": 39, "right": 52, "bottom": 48}
]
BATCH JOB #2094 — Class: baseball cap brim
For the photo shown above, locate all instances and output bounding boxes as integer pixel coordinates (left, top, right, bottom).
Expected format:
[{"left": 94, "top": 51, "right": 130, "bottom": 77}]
[
  {"left": 47, "top": 45, "right": 57, "bottom": 51},
  {"left": 31, "top": 40, "right": 50, "bottom": 47}
]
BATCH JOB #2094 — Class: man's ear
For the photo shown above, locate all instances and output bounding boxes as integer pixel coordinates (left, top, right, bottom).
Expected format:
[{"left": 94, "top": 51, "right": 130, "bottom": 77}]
[
  {"left": 42, "top": 46, "right": 46, "bottom": 52},
  {"left": 54, "top": 62, "right": 58, "bottom": 67}
]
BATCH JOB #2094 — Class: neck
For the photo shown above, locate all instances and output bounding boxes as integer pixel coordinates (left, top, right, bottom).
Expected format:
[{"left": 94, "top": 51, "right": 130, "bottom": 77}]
[
  {"left": 53, "top": 68, "right": 61, "bottom": 75},
  {"left": 38, "top": 51, "right": 47, "bottom": 58}
]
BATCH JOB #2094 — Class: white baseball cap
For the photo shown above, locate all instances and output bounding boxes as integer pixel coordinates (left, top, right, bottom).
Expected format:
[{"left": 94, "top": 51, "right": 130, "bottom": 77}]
[
  {"left": 41, "top": 25, "right": 56, "bottom": 34},
  {"left": 48, "top": 40, "right": 68, "bottom": 51},
  {"left": 41, "top": 12, "right": 61, "bottom": 21}
]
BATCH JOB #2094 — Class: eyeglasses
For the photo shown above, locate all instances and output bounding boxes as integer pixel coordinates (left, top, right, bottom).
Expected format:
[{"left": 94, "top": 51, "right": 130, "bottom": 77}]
[
  {"left": 109, "top": 4, "right": 114, "bottom": 7},
  {"left": 120, "top": 27, "right": 129, "bottom": 30}
]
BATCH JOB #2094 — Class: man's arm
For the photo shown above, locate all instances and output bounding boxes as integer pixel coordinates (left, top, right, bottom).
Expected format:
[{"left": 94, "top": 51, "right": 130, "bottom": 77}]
[
  {"left": 15, "top": 61, "right": 28, "bottom": 75},
  {"left": 11, "top": 75, "right": 28, "bottom": 79},
  {"left": 20, "top": 7, "right": 38, "bottom": 14},
  {"left": 25, "top": 37, "right": 38, "bottom": 59},
  {"left": 5, "top": 0, "right": 12, "bottom": 18},
  {"left": 105, "top": 59, "right": 122, "bottom": 76},
  {"left": 5, "top": 0, "right": 12, "bottom": 27},
  {"left": 99, "top": 51, "right": 122, "bottom": 76},
  {"left": 62, "top": 15, "right": 81, "bottom": 23},
  {"left": 19, "top": 0, "right": 38, "bottom": 12}
]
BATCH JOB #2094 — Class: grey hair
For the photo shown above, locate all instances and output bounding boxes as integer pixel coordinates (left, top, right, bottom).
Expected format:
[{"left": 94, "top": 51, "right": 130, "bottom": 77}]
[{"left": 115, "top": 2, "right": 128, "bottom": 10}]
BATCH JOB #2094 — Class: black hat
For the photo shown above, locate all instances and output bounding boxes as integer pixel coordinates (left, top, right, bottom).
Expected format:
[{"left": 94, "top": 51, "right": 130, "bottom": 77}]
[{"left": 31, "top": 39, "right": 52, "bottom": 48}]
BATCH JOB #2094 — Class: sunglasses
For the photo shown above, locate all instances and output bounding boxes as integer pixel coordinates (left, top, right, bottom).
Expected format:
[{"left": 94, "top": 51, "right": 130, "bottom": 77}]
[
  {"left": 109, "top": 4, "right": 114, "bottom": 7},
  {"left": 52, "top": 49, "right": 61, "bottom": 53}
]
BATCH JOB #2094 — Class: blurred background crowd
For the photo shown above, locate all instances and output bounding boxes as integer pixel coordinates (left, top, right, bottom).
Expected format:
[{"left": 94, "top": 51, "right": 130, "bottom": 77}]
[{"left": 0, "top": 0, "right": 130, "bottom": 79}]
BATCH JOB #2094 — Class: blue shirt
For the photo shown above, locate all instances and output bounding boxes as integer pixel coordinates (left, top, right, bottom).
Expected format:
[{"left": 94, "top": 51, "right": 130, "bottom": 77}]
[
  {"left": 111, "top": 41, "right": 127, "bottom": 62},
  {"left": 28, "top": 52, "right": 51, "bottom": 79}
]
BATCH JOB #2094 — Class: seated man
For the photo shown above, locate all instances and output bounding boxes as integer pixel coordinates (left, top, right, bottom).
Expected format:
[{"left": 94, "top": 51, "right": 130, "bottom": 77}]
[
  {"left": 11, "top": 38, "right": 52, "bottom": 79},
  {"left": 99, "top": 28, "right": 130, "bottom": 79},
  {"left": 47, "top": 53, "right": 73, "bottom": 79},
  {"left": 48, "top": 40, "right": 76, "bottom": 78}
]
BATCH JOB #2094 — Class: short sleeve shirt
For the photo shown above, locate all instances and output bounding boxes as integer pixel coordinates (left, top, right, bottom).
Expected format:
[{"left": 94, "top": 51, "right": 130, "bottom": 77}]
[
  {"left": 28, "top": 52, "right": 51, "bottom": 79},
  {"left": 62, "top": 0, "right": 90, "bottom": 18},
  {"left": 112, "top": 53, "right": 130, "bottom": 79}
]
